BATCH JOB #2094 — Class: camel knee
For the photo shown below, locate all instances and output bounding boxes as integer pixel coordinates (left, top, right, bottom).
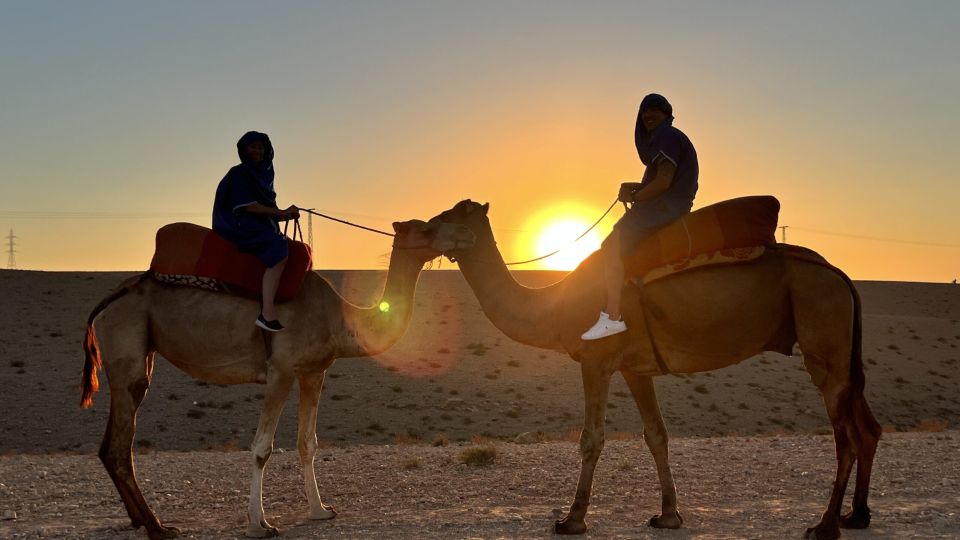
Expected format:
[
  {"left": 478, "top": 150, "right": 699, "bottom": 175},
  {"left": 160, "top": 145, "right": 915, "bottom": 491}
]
[
  {"left": 253, "top": 445, "right": 273, "bottom": 469},
  {"left": 297, "top": 435, "right": 317, "bottom": 463},
  {"left": 129, "top": 378, "right": 150, "bottom": 403},
  {"left": 579, "top": 431, "right": 605, "bottom": 460}
]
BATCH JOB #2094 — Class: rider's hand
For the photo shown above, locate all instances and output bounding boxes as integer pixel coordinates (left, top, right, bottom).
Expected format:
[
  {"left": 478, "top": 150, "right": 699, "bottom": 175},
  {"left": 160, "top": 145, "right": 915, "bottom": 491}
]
[
  {"left": 282, "top": 205, "right": 300, "bottom": 220},
  {"left": 618, "top": 182, "right": 640, "bottom": 203}
]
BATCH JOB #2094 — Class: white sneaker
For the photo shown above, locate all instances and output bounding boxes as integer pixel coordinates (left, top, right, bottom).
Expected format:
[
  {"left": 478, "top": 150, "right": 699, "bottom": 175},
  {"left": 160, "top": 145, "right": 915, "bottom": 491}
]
[{"left": 580, "top": 312, "right": 627, "bottom": 340}]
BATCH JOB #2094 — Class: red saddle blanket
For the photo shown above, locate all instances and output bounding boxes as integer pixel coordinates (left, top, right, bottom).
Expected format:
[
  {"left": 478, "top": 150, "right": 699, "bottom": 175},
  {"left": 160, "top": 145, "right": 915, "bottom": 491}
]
[
  {"left": 623, "top": 196, "right": 779, "bottom": 279},
  {"left": 149, "top": 223, "right": 313, "bottom": 302}
]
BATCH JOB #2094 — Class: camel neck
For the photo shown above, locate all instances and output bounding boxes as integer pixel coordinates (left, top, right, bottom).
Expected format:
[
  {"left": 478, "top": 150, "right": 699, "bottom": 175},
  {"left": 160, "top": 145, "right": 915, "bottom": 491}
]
[
  {"left": 338, "top": 251, "right": 423, "bottom": 358},
  {"left": 456, "top": 221, "right": 565, "bottom": 350}
]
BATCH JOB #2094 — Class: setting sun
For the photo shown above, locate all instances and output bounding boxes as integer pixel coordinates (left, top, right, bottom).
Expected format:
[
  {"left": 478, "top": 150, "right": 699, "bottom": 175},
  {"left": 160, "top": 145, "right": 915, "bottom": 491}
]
[{"left": 515, "top": 202, "right": 610, "bottom": 271}]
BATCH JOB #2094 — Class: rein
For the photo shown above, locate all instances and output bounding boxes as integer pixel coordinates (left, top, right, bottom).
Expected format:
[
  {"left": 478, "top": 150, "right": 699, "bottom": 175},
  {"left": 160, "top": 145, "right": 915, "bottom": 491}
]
[
  {"left": 300, "top": 208, "right": 394, "bottom": 237},
  {"left": 293, "top": 198, "right": 620, "bottom": 266},
  {"left": 447, "top": 197, "right": 620, "bottom": 267}
]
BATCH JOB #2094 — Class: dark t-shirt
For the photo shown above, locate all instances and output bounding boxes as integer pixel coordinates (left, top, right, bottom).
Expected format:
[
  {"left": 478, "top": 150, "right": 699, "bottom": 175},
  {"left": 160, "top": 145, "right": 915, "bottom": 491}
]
[{"left": 637, "top": 125, "right": 698, "bottom": 212}]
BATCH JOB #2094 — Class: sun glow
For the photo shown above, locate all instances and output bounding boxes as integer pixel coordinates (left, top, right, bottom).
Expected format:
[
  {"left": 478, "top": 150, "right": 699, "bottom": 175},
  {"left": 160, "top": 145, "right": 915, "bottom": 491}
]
[{"left": 517, "top": 202, "right": 608, "bottom": 271}]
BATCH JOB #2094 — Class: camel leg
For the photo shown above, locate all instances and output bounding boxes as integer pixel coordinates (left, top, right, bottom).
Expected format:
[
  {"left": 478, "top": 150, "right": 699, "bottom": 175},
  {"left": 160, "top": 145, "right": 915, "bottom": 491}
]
[
  {"left": 296, "top": 369, "right": 337, "bottom": 520},
  {"left": 802, "top": 353, "right": 858, "bottom": 540},
  {"left": 621, "top": 371, "right": 683, "bottom": 529},
  {"left": 246, "top": 368, "right": 294, "bottom": 538},
  {"left": 99, "top": 352, "right": 180, "bottom": 539},
  {"left": 555, "top": 357, "right": 618, "bottom": 535},
  {"left": 840, "top": 391, "right": 882, "bottom": 529}
]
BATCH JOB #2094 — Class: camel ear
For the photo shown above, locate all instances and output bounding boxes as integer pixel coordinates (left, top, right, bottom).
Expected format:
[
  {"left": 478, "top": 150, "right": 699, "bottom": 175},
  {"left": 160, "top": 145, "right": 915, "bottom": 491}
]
[
  {"left": 481, "top": 202, "right": 489, "bottom": 214},
  {"left": 392, "top": 221, "right": 404, "bottom": 234}
]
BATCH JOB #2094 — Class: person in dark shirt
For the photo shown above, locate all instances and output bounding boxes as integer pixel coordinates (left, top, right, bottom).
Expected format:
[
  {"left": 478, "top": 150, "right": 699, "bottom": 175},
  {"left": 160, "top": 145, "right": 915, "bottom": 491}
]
[
  {"left": 213, "top": 131, "right": 299, "bottom": 332},
  {"left": 582, "top": 94, "right": 699, "bottom": 340}
]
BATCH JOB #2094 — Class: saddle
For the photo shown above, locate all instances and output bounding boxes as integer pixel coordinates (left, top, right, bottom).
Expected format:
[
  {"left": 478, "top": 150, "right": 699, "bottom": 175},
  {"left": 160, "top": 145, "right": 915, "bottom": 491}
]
[
  {"left": 149, "top": 222, "right": 313, "bottom": 301},
  {"left": 624, "top": 195, "right": 780, "bottom": 284}
]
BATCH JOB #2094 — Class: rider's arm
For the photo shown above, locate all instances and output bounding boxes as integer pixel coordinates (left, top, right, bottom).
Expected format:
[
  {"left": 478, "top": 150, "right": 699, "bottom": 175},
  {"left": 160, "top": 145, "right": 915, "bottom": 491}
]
[
  {"left": 242, "top": 203, "right": 300, "bottom": 221},
  {"left": 633, "top": 159, "right": 676, "bottom": 202}
]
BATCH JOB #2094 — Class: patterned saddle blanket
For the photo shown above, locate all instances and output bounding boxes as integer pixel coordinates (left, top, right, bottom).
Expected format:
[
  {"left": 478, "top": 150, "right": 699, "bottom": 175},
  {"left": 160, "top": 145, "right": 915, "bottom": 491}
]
[
  {"left": 625, "top": 195, "right": 779, "bottom": 284},
  {"left": 149, "top": 223, "right": 313, "bottom": 302}
]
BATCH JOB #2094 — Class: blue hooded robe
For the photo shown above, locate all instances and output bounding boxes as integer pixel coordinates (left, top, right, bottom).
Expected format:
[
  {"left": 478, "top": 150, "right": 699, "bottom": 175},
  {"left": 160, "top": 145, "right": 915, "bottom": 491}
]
[{"left": 212, "top": 131, "right": 289, "bottom": 267}]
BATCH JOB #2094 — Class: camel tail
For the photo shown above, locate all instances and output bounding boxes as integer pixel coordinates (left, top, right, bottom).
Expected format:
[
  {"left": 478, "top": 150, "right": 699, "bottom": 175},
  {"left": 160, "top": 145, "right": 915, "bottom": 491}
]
[
  {"left": 81, "top": 273, "right": 149, "bottom": 408},
  {"left": 837, "top": 270, "right": 865, "bottom": 393}
]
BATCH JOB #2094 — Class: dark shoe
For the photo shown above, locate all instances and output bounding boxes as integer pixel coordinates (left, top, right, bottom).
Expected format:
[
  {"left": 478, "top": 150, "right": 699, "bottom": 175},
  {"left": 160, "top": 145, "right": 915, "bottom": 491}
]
[{"left": 256, "top": 314, "right": 285, "bottom": 332}]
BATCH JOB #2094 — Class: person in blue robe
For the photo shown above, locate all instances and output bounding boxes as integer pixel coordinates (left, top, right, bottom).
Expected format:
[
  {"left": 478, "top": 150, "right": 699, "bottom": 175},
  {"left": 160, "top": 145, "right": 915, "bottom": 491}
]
[{"left": 213, "top": 131, "right": 299, "bottom": 332}]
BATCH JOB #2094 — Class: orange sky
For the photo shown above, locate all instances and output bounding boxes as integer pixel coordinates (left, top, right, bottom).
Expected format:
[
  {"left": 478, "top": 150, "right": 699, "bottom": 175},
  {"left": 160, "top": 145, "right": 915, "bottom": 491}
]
[{"left": 1, "top": 3, "right": 958, "bottom": 282}]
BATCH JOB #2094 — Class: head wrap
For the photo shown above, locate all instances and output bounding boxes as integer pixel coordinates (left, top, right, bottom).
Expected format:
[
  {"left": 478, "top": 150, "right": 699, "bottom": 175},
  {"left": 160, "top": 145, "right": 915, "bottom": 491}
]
[
  {"left": 236, "top": 131, "right": 276, "bottom": 206},
  {"left": 634, "top": 95, "right": 675, "bottom": 165},
  {"left": 639, "top": 93, "right": 673, "bottom": 117}
]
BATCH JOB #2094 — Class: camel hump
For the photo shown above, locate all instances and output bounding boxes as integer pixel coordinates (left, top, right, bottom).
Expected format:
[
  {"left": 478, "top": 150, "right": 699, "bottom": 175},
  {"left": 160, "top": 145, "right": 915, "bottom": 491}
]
[
  {"left": 150, "top": 222, "right": 313, "bottom": 302},
  {"left": 624, "top": 195, "right": 780, "bottom": 280}
]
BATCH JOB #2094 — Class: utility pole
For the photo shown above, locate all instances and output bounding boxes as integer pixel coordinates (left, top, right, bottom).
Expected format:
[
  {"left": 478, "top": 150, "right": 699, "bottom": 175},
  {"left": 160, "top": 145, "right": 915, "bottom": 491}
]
[
  {"left": 779, "top": 225, "right": 789, "bottom": 244},
  {"left": 5, "top": 228, "right": 16, "bottom": 269},
  {"left": 307, "top": 213, "right": 313, "bottom": 252}
]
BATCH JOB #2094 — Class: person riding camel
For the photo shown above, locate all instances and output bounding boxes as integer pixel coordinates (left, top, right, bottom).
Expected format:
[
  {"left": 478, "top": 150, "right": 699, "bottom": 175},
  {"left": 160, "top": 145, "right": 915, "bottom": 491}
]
[
  {"left": 212, "top": 131, "right": 300, "bottom": 332},
  {"left": 581, "top": 94, "right": 699, "bottom": 340}
]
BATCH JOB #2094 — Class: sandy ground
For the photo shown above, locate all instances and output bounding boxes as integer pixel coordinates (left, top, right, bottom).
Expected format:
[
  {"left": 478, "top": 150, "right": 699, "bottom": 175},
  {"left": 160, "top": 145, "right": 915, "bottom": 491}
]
[
  {"left": 1, "top": 432, "right": 958, "bottom": 538},
  {"left": 0, "top": 269, "right": 959, "bottom": 537}
]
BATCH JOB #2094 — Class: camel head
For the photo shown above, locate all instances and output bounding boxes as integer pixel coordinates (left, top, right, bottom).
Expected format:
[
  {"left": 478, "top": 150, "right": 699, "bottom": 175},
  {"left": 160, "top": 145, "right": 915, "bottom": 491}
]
[
  {"left": 425, "top": 199, "right": 492, "bottom": 261},
  {"left": 392, "top": 218, "right": 475, "bottom": 262}
]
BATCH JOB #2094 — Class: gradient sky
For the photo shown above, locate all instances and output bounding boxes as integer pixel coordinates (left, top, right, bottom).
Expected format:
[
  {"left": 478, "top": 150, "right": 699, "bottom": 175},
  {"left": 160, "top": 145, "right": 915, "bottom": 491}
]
[{"left": 1, "top": 1, "right": 958, "bottom": 281}]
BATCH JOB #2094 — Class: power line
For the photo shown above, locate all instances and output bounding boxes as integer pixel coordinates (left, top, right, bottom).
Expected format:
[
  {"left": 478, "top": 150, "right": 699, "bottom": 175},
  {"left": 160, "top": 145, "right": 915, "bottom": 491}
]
[{"left": 791, "top": 226, "right": 960, "bottom": 249}]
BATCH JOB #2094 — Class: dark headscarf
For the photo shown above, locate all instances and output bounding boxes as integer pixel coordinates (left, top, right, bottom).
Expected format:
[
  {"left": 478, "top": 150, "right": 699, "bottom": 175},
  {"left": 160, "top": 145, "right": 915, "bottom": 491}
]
[
  {"left": 236, "top": 131, "right": 277, "bottom": 207},
  {"left": 634, "top": 94, "right": 675, "bottom": 165}
]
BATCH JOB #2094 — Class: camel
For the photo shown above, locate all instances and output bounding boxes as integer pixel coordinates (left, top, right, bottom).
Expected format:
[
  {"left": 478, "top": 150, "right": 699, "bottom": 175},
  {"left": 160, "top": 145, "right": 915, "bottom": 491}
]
[
  {"left": 79, "top": 219, "right": 475, "bottom": 539},
  {"left": 426, "top": 200, "right": 882, "bottom": 540}
]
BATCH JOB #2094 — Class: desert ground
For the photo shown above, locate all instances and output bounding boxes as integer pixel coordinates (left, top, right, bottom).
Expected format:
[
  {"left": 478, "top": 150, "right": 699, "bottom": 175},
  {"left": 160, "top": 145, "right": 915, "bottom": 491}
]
[{"left": 1, "top": 269, "right": 958, "bottom": 538}]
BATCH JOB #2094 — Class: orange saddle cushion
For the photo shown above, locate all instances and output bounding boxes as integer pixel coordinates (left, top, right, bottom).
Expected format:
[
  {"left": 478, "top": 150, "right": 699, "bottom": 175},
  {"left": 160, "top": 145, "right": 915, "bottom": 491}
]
[
  {"left": 149, "top": 223, "right": 312, "bottom": 302},
  {"left": 623, "top": 196, "right": 779, "bottom": 279}
]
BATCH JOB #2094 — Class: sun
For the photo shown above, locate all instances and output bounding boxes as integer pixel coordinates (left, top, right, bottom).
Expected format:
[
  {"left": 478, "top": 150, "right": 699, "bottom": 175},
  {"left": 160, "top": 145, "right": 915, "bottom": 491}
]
[
  {"left": 513, "top": 202, "right": 609, "bottom": 271},
  {"left": 535, "top": 219, "right": 603, "bottom": 270}
]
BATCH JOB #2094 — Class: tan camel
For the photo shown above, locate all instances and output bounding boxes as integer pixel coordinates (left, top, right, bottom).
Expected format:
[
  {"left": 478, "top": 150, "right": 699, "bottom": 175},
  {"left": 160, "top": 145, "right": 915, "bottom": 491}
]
[
  {"left": 79, "top": 219, "right": 475, "bottom": 540},
  {"left": 427, "top": 200, "right": 882, "bottom": 540}
]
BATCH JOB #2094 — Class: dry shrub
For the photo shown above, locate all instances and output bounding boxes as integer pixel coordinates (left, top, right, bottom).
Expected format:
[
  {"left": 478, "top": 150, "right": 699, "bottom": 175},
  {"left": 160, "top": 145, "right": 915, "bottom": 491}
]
[
  {"left": 402, "top": 456, "right": 422, "bottom": 470},
  {"left": 540, "top": 427, "right": 581, "bottom": 443},
  {"left": 915, "top": 418, "right": 948, "bottom": 432},
  {"left": 881, "top": 425, "right": 898, "bottom": 434},
  {"left": 470, "top": 433, "right": 496, "bottom": 445},
  {"left": 608, "top": 431, "right": 639, "bottom": 441},
  {"left": 431, "top": 433, "right": 449, "bottom": 447},
  {"left": 393, "top": 432, "right": 420, "bottom": 445},
  {"left": 460, "top": 445, "right": 497, "bottom": 467}
]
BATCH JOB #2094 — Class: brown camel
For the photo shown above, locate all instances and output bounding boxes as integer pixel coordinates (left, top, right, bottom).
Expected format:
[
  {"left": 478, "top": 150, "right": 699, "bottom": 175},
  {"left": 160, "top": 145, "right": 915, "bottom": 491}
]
[
  {"left": 79, "top": 219, "right": 475, "bottom": 539},
  {"left": 427, "top": 200, "right": 882, "bottom": 540}
]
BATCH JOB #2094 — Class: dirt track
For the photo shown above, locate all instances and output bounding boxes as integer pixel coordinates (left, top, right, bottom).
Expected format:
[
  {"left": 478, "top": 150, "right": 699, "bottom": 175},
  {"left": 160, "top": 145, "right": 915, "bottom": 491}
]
[{"left": 1, "top": 431, "right": 957, "bottom": 539}]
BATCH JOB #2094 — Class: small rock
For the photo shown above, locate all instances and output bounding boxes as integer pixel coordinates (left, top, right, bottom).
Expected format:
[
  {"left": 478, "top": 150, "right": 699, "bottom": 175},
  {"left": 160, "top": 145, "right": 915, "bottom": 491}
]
[
  {"left": 38, "top": 470, "right": 48, "bottom": 479},
  {"left": 514, "top": 432, "right": 540, "bottom": 444},
  {"left": 1, "top": 510, "right": 16, "bottom": 520},
  {"left": 444, "top": 398, "right": 465, "bottom": 409}
]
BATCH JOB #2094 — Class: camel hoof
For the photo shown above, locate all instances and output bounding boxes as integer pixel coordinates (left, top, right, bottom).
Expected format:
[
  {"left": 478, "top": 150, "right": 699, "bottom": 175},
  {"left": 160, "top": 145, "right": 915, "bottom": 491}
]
[
  {"left": 245, "top": 522, "right": 281, "bottom": 538},
  {"left": 649, "top": 512, "right": 683, "bottom": 529},
  {"left": 554, "top": 517, "right": 587, "bottom": 535},
  {"left": 308, "top": 505, "right": 337, "bottom": 520},
  {"left": 804, "top": 523, "right": 840, "bottom": 540},
  {"left": 147, "top": 525, "right": 182, "bottom": 539},
  {"left": 840, "top": 508, "right": 871, "bottom": 529}
]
